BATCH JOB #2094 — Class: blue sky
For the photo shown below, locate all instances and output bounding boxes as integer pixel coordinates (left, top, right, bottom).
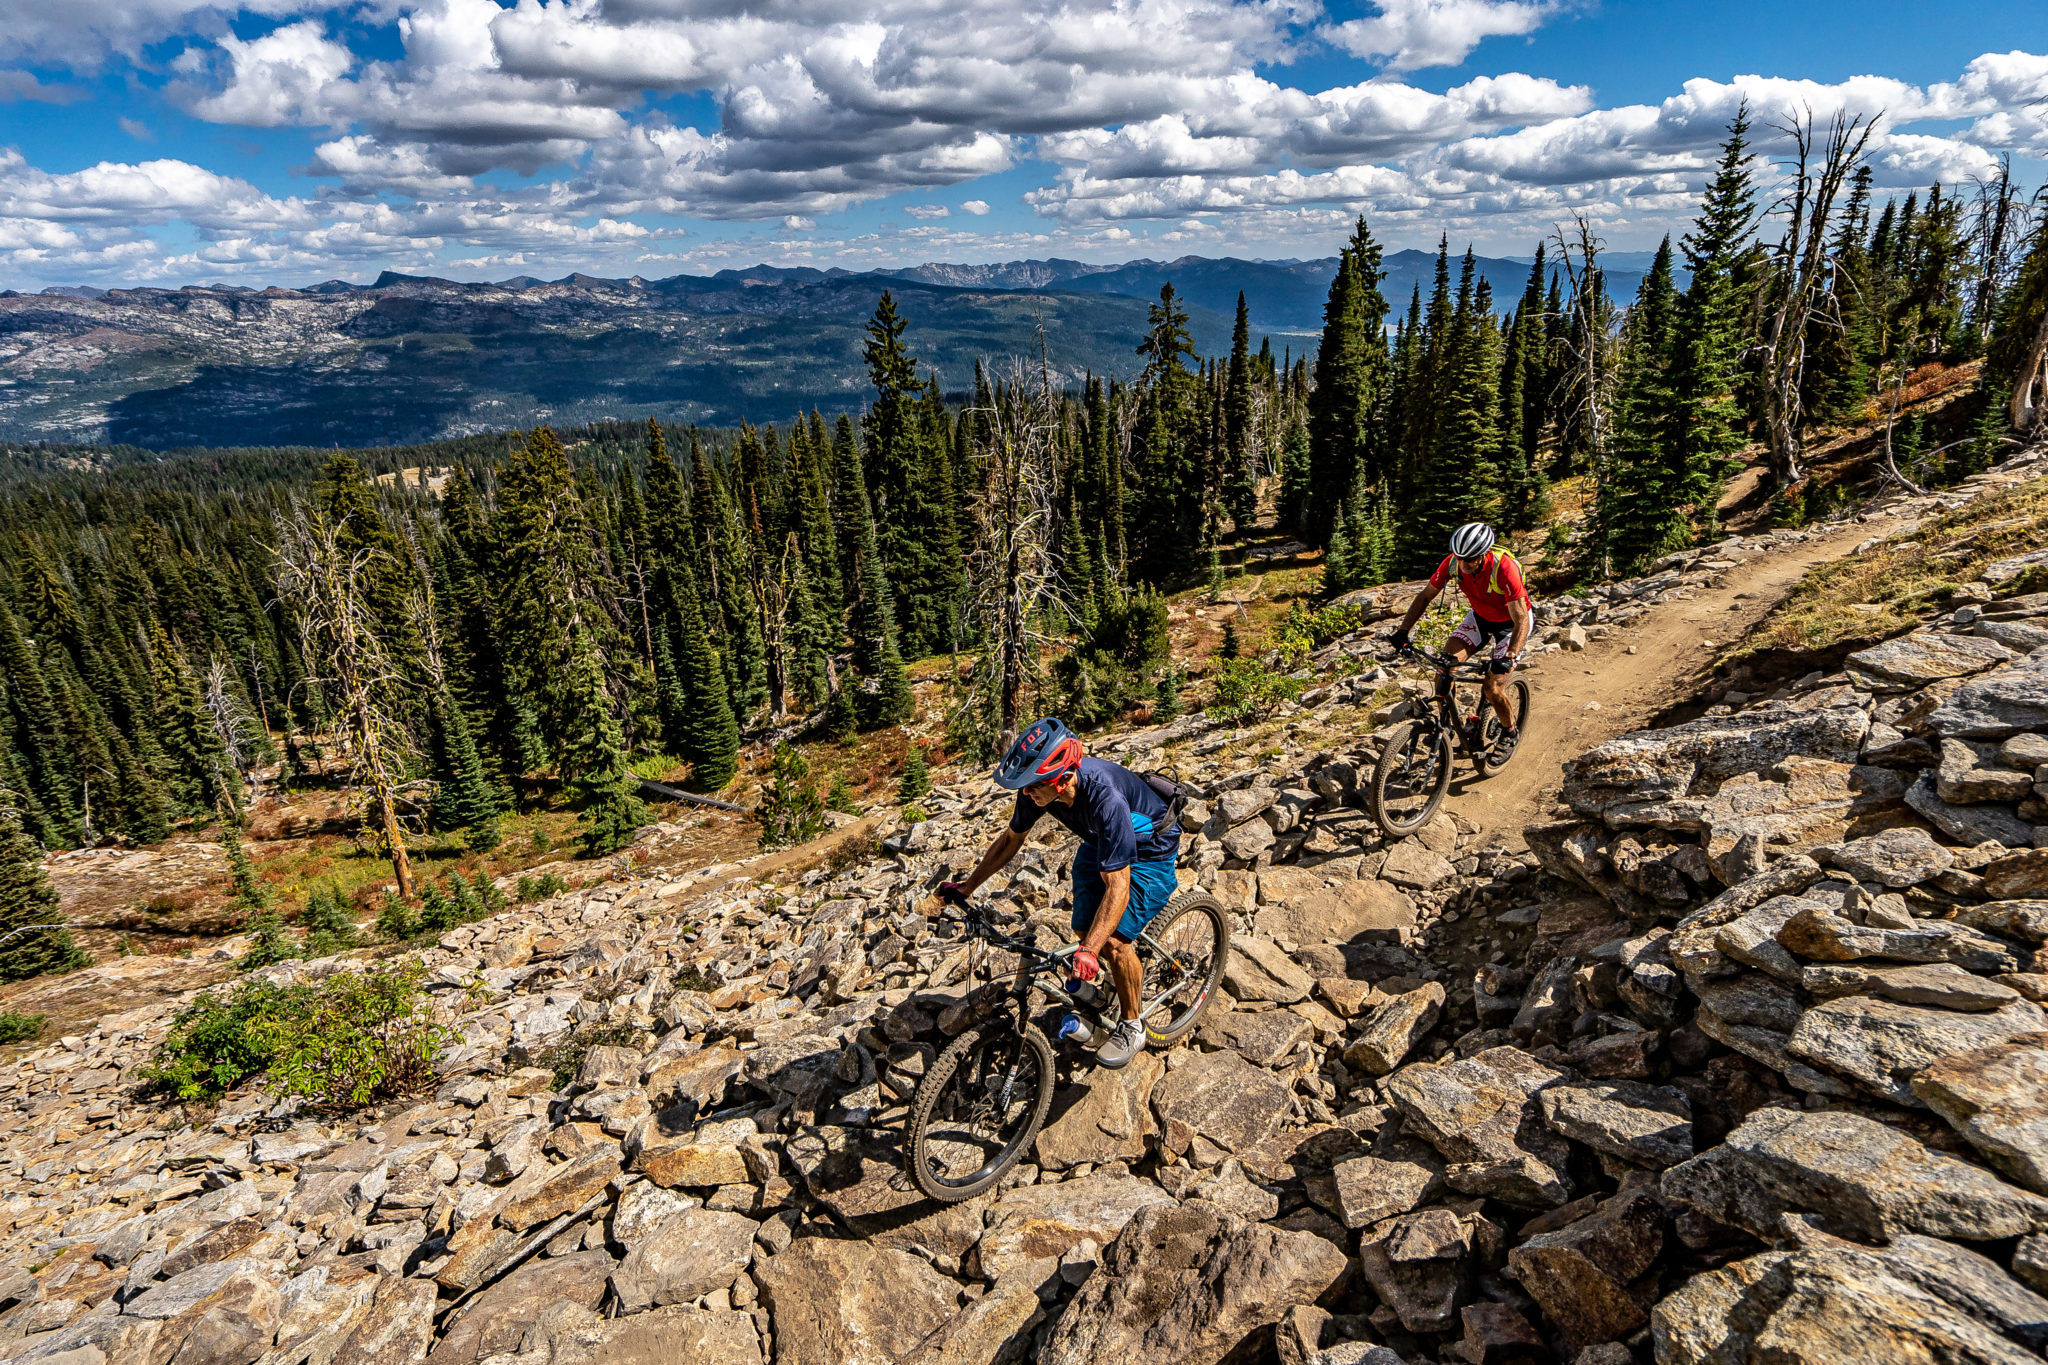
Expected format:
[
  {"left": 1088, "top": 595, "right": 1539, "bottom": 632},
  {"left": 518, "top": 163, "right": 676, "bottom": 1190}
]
[{"left": 0, "top": 0, "right": 2043, "bottom": 289}]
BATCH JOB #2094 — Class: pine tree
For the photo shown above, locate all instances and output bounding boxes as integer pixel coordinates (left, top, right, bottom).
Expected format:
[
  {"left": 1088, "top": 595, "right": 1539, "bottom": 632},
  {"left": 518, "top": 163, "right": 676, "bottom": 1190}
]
[
  {"left": 428, "top": 686, "right": 502, "bottom": 850},
  {"left": 0, "top": 601, "right": 80, "bottom": 845},
  {"left": 1406, "top": 251, "right": 1503, "bottom": 570},
  {"left": 673, "top": 580, "right": 740, "bottom": 791},
  {"left": 835, "top": 418, "right": 913, "bottom": 728},
  {"left": 1666, "top": 106, "right": 1759, "bottom": 520},
  {"left": 1305, "top": 217, "right": 1392, "bottom": 546},
  {"left": 559, "top": 636, "right": 648, "bottom": 856},
  {"left": 1600, "top": 237, "right": 1689, "bottom": 571},
  {"left": 1128, "top": 285, "right": 1204, "bottom": 583},
  {"left": 0, "top": 795, "right": 84, "bottom": 981},
  {"left": 756, "top": 743, "right": 825, "bottom": 849},
  {"left": 897, "top": 746, "right": 932, "bottom": 804},
  {"left": 1223, "top": 292, "right": 1258, "bottom": 530}
]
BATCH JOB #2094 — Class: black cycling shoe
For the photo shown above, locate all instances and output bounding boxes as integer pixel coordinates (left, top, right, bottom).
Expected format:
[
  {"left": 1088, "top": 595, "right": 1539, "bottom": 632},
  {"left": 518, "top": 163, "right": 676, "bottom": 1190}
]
[{"left": 1493, "top": 725, "right": 1521, "bottom": 760}]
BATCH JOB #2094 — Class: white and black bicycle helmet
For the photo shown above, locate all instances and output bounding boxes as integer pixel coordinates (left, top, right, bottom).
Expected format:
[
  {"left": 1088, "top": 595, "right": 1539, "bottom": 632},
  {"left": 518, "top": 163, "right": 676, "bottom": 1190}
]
[{"left": 1449, "top": 522, "right": 1497, "bottom": 560}]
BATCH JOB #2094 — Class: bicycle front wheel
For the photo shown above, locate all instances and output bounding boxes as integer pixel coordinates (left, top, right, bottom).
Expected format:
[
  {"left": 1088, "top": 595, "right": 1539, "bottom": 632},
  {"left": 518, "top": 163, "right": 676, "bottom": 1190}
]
[
  {"left": 1113, "top": 891, "right": 1229, "bottom": 1047},
  {"left": 1371, "top": 720, "right": 1453, "bottom": 836},
  {"left": 906, "top": 1019, "right": 1054, "bottom": 1203},
  {"left": 1478, "top": 679, "right": 1532, "bottom": 777}
]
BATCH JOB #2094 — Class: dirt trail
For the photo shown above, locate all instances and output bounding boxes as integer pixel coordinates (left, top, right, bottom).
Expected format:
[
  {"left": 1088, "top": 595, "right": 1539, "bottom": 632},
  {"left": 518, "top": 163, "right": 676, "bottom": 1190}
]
[{"left": 1435, "top": 514, "right": 1889, "bottom": 849}]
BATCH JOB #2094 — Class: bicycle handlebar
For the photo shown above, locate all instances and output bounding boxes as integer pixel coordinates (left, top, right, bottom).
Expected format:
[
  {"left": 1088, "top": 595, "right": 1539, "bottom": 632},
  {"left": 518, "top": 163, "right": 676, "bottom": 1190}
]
[{"left": 1391, "top": 639, "right": 1490, "bottom": 676}]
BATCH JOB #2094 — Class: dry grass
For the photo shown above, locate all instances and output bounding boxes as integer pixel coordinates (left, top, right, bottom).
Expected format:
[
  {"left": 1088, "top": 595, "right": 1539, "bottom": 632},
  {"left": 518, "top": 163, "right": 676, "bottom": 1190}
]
[{"left": 1740, "top": 473, "right": 2048, "bottom": 657}]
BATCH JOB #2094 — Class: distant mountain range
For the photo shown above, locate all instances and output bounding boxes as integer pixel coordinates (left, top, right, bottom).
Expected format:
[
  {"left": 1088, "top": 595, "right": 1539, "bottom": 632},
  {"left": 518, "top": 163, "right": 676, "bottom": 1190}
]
[{"left": 0, "top": 251, "right": 1671, "bottom": 450}]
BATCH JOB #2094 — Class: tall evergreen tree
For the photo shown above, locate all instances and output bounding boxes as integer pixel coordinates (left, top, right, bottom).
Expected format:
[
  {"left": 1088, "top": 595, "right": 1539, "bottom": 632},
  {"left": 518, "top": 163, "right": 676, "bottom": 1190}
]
[
  {"left": 1666, "top": 106, "right": 1759, "bottom": 522},
  {"left": 833, "top": 417, "right": 913, "bottom": 727},
  {"left": 1599, "top": 238, "right": 1690, "bottom": 570},
  {"left": 1305, "top": 217, "right": 1392, "bottom": 546},
  {"left": 1128, "top": 284, "right": 1204, "bottom": 582},
  {"left": 1223, "top": 292, "right": 1258, "bottom": 530},
  {"left": 0, "top": 795, "right": 84, "bottom": 982}
]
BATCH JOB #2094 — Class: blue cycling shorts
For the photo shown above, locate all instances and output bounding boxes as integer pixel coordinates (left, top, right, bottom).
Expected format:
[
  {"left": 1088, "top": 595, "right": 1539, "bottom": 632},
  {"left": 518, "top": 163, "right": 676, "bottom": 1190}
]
[{"left": 1069, "top": 845, "right": 1179, "bottom": 943}]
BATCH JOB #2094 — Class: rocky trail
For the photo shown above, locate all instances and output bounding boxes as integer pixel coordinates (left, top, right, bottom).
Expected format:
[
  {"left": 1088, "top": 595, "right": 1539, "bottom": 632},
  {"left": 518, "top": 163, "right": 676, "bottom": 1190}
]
[
  {"left": 12, "top": 452, "right": 2048, "bottom": 1365},
  {"left": 1443, "top": 513, "right": 1884, "bottom": 847}
]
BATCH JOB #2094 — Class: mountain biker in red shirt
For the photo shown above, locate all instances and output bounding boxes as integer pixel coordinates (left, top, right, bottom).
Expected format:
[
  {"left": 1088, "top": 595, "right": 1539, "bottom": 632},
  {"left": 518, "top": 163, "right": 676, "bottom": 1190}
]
[{"left": 1388, "top": 522, "right": 1531, "bottom": 757}]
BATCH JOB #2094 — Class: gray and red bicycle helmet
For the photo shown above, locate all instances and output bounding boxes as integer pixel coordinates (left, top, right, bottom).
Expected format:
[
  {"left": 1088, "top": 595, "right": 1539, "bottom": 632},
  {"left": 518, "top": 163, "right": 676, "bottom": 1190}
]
[{"left": 995, "top": 717, "right": 1083, "bottom": 790}]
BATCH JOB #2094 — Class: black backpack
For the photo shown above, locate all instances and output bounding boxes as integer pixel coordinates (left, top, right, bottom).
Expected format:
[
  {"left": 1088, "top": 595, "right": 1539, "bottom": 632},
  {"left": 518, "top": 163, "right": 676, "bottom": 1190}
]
[{"left": 1141, "top": 769, "right": 1190, "bottom": 828}]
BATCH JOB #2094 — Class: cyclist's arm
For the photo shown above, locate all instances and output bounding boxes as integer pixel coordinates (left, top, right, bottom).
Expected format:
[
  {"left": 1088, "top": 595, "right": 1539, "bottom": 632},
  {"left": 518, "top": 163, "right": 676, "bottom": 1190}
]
[
  {"left": 959, "top": 827, "right": 1025, "bottom": 895},
  {"left": 1082, "top": 865, "right": 1131, "bottom": 954},
  {"left": 1506, "top": 596, "right": 1532, "bottom": 657},
  {"left": 1394, "top": 582, "right": 1438, "bottom": 636}
]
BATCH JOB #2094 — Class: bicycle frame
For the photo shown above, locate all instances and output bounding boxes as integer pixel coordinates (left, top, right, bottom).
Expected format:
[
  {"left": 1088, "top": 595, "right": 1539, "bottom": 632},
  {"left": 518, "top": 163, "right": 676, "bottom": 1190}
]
[
  {"left": 1399, "top": 644, "right": 1496, "bottom": 754},
  {"left": 948, "top": 902, "right": 1203, "bottom": 1033}
]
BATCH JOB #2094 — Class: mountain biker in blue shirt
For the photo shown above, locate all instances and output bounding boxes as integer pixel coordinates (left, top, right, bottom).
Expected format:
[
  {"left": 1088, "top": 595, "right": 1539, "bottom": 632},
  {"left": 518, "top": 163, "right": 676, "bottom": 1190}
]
[{"left": 936, "top": 718, "right": 1181, "bottom": 1069}]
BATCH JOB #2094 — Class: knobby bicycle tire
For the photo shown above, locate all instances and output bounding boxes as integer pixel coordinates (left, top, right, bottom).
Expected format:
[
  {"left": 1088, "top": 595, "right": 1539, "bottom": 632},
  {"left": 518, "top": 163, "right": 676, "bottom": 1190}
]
[
  {"left": 1123, "top": 891, "right": 1229, "bottom": 1046},
  {"left": 1478, "top": 678, "right": 1532, "bottom": 777},
  {"left": 1371, "top": 720, "right": 1453, "bottom": 836},
  {"left": 906, "top": 1018, "right": 1054, "bottom": 1203}
]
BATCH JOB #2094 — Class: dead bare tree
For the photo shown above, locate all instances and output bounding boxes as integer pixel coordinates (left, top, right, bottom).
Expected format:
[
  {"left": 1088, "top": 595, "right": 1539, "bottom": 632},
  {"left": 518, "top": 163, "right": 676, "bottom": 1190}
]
[
  {"left": 270, "top": 502, "right": 419, "bottom": 898},
  {"left": 1757, "top": 108, "right": 1875, "bottom": 492},
  {"left": 201, "top": 657, "right": 262, "bottom": 800},
  {"left": 1972, "top": 155, "right": 2026, "bottom": 346},
  {"left": 962, "top": 336, "right": 1070, "bottom": 750},
  {"left": 1550, "top": 215, "right": 1619, "bottom": 570}
]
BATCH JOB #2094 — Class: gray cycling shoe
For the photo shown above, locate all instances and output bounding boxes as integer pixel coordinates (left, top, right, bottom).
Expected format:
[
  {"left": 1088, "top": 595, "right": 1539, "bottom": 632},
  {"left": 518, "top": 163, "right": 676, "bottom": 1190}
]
[{"left": 1095, "top": 1019, "right": 1148, "bottom": 1070}]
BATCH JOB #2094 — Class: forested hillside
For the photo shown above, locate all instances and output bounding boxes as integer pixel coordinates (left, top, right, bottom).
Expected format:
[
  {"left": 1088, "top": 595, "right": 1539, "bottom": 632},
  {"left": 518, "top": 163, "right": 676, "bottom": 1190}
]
[{"left": 2, "top": 106, "right": 2048, "bottom": 981}]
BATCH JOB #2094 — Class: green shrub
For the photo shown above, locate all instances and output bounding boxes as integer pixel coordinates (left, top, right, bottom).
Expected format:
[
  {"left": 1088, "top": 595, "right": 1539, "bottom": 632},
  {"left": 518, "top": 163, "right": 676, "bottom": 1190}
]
[
  {"left": 239, "top": 911, "right": 298, "bottom": 970},
  {"left": 757, "top": 743, "right": 826, "bottom": 849},
  {"left": 299, "top": 883, "right": 359, "bottom": 958},
  {"left": 1092, "top": 586, "right": 1171, "bottom": 672},
  {"left": 901, "top": 804, "right": 929, "bottom": 824},
  {"left": 0, "top": 1011, "right": 47, "bottom": 1044},
  {"left": 252, "top": 960, "right": 450, "bottom": 1110},
  {"left": 897, "top": 748, "right": 931, "bottom": 804},
  {"left": 1153, "top": 668, "right": 1185, "bottom": 723},
  {"left": 143, "top": 978, "right": 306, "bottom": 1101},
  {"left": 517, "top": 871, "right": 567, "bottom": 903},
  {"left": 826, "top": 772, "right": 859, "bottom": 815},
  {"left": 542, "top": 1020, "right": 638, "bottom": 1089},
  {"left": 447, "top": 871, "right": 486, "bottom": 922},
  {"left": 416, "top": 884, "right": 460, "bottom": 936},
  {"left": 1208, "top": 658, "right": 1305, "bottom": 724},
  {"left": 375, "top": 893, "right": 418, "bottom": 943}
]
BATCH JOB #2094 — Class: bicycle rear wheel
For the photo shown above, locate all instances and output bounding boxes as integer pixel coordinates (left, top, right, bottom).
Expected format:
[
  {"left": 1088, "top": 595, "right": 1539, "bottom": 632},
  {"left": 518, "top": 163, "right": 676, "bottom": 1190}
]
[
  {"left": 1114, "top": 892, "right": 1229, "bottom": 1046},
  {"left": 1478, "top": 679, "right": 1532, "bottom": 777},
  {"left": 1371, "top": 720, "right": 1453, "bottom": 836},
  {"left": 906, "top": 1018, "right": 1054, "bottom": 1203}
]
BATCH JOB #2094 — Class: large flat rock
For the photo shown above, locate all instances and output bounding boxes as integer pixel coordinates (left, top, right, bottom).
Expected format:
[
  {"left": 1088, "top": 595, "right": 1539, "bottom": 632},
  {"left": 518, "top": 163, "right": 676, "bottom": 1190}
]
[
  {"left": 1926, "top": 650, "right": 2048, "bottom": 741},
  {"left": 1253, "top": 868, "right": 1416, "bottom": 944},
  {"left": 1562, "top": 708, "right": 1869, "bottom": 812},
  {"left": 1151, "top": 1048, "right": 1293, "bottom": 1155},
  {"left": 1845, "top": 632, "right": 2014, "bottom": 693},
  {"left": 1384, "top": 1046, "right": 1573, "bottom": 1208},
  {"left": 1661, "top": 1106, "right": 2048, "bottom": 1243},
  {"left": 1916, "top": 1032, "right": 2048, "bottom": 1194},
  {"left": 751, "top": 1238, "right": 960, "bottom": 1365},
  {"left": 1034, "top": 1051, "right": 1163, "bottom": 1171},
  {"left": 1787, "top": 996, "right": 2048, "bottom": 1106}
]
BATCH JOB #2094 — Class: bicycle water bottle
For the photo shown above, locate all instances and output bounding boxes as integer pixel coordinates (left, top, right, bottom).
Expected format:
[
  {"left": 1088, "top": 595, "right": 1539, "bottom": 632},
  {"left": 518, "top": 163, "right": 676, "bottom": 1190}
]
[
  {"left": 1065, "top": 976, "right": 1104, "bottom": 1009},
  {"left": 1056, "top": 1012, "right": 1098, "bottom": 1046}
]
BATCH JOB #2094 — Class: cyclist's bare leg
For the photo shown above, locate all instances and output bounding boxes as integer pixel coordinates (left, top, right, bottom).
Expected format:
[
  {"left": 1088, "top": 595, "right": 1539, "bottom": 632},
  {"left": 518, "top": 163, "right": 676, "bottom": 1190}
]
[
  {"left": 1482, "top": 669, "right": 1516, "bottom": 727},
  {"left": 1105, "top": 935, "right": 1143, "bottom": 1019}
]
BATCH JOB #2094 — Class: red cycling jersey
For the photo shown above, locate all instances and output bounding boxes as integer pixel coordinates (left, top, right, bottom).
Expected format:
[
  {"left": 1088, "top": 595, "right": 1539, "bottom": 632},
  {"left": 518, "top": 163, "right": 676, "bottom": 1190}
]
[{"left": 1428, "top": 549, "right": 1530, "bottom": 624}]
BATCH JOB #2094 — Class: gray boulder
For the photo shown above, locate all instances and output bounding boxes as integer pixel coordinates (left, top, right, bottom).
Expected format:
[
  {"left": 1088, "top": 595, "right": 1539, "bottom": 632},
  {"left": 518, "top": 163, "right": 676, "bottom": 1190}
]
[
  {"left": 1151, "top": 1048, "right": 1293, "bottom": 1156},
  {"left": 1845, "top": 632, "right": 2014, "bottom": 693},
  {"left": 1222, "top": 935, "right": 1315, "bottom": 1004},
  {"left": 1906, "top": 773, "right": 2034, "bottom": 848},
  {"left": 752, "top": 1238, "right": 961, "bottom": 1365},
  {"left": 1653, "top": 1235, "right": 2048, "bottom": 1365},
  {"left": 1040, "top": 1200, "right": 1348, "bottom": 1365},
  {"left": 1787, "top": 996, "right": 2048, "bottom": 1106},
  {"left": 1253, "top": 868, "right": 1416, "bottom": 944},
  {"left": 1355, "top": 1206, "right": 1474, "bottom": 1333},
  {"left": 1915, "top": 1033, "right": 2048, "bottom": 1194},
  {"left": 1926, "top": 651, "right": 2048, "bottom": 741},
  {"left": 1507, "top": 1191, "right": 1665, "bottom": 1351},
  {"left": 1341, "top": 984, "right": 1445, "bottom": 1075},
  {"left": 1384, "top": 1046, "right": 1573, "bottom": 1208},
  {"left": 1828, "top": 827, "right": 1955, "bottom": 887},
  {"left": 1561, "top": 708, "right": 1868, "bottom": 811},
  {"left": 609, "top": 1207, "right": 755, "bottom": 1313},
  {"left": 1660, "top": 1106, "right": 2048, "bottom": 1243},
  {"left": 1538, "top": 1079, "right": 1694, "bottom": 1169}
]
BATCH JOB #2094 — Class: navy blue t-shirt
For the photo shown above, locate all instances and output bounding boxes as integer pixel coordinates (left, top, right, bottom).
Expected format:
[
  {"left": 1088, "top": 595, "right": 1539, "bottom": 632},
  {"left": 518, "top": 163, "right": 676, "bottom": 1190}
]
[{"left": 1009, "top": 755, "right": 1180, "bottom": 871}]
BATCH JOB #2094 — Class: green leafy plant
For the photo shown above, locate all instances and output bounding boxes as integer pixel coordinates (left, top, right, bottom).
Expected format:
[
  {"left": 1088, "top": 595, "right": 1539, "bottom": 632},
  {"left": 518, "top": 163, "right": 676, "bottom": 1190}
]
[
  {"left": 299, "top": 882, "right": 359, "bottom": 958},
  {"left": 142, "top": 978, "right": 306, "bottom": 1101},
  {"left": 1208, "top": 658, "right": 1305, "bottom": 724},
  {"left": 901, "top": 804, "right": 929, "bottom": 824},
  {"left": 826, "top": 772, "right": 859, "bottom": 815},
  {"left": 416, "top": 883, "right": 460, "bottom": 936},
  {"left": 0, "top": 1011, "right": 47, "bottom": 1044},
  {"left": 251, "top": 960, "right": 451, "bottom": 1110}
]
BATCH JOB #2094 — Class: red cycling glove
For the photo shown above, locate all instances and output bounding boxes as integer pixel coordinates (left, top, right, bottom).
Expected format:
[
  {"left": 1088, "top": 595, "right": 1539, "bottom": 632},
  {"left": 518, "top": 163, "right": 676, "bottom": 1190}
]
[{"left": 1072, "top": 947, "right": 1100, "bottom": 983}]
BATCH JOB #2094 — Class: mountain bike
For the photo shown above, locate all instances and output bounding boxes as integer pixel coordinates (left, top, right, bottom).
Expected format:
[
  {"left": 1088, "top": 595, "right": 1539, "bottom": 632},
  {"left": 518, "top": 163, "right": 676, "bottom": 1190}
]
[
  {"left": 905, "top": 885, "right": 1231, "bottom": 1203},
  {"left": 1369, "top": 642, "right": 1532, "bottom": 837}
]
